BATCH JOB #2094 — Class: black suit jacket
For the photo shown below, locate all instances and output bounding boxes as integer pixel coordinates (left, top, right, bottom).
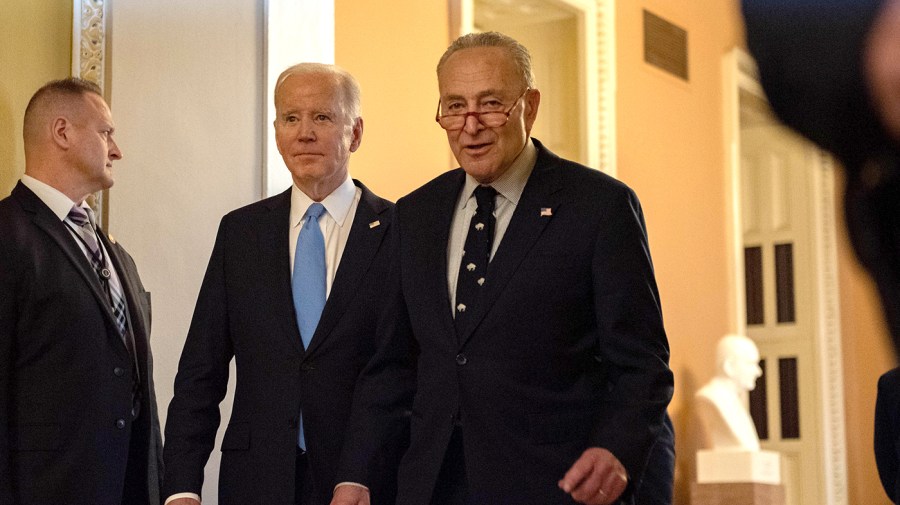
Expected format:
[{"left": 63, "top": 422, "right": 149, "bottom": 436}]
[
  {"left": 162, "top": 181, "right": 398, "bottom": 505},
  {"left": 0, "top": 182, "right": 162, "bottom": 505},
  {"left": 340, "top": 140, "right": 673, "bottom": 505},
  {"left": 876, "top": 367, "right": 900, "bottom": 503}
]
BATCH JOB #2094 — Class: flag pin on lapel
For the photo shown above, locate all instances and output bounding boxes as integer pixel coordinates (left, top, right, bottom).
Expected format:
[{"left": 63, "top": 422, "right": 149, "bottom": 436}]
[
  {"left": 369, "top": 220, "right": 381, "bottom": 228},
  {"left": 540, "top": 208, "right": 553, "bottom": 217}
]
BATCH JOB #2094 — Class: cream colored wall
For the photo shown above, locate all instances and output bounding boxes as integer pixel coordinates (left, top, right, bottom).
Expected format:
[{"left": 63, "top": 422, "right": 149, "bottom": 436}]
[
  {"left": 108, "top": 1, "right": 263, "bottom": 502},
  {"left": 334, "top": 0, "right": 452, "bottom": 201},
  {"left": 0, "top": 0, "right": 71, "bottom": 196},
  {"left": 615, "top": 1, "right": 744, "bottom": 503}
]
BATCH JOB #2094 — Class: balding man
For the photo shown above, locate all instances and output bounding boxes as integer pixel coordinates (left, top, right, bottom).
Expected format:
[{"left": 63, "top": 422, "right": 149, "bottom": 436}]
[
  {"left": 162, "top": 63, "right": 400, "bottom": 505},
  {"left": 0, "top": 78, "right": 162, "bottom": 504}
]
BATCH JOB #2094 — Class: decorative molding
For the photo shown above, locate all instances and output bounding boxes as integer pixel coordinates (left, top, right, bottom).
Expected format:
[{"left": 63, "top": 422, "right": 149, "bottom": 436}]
[
  {"left": 72, "top": 0, "right": 109, "bottom": 223},
  {"left": 811, "top": 153, "right": 848, "bottom": 504},
  {"left": 597, "top": 0, "right": 616, "bottom": 176},
  {"left": 73, "top": 0, "right": 107, "bottom": 93}
]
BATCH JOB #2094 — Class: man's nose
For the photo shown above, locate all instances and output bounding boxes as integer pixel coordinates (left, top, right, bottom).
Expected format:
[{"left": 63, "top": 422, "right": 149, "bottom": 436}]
[
  {"left": 462, "top": 113, "right": 484, "bottom": 135},
  {"left": 109, "top": 138, "right": 122, "bottom": 160}
]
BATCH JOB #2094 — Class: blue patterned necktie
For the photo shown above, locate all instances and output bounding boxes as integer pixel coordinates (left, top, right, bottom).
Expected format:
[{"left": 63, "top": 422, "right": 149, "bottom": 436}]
[
  {"left": 454, "top": 186, "right": 497, "bottom": 329},
  {"left": 67, "top": 205, "right": 129, "bottom": 340},
  {"left": 292, "top": 202, "right": 327, "bottom": 450}
]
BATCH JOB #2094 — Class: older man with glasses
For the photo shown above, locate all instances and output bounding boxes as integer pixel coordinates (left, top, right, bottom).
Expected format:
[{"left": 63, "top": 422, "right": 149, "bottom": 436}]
[{"left": 332, "top": 32, "right": 672, "bottom": 505}]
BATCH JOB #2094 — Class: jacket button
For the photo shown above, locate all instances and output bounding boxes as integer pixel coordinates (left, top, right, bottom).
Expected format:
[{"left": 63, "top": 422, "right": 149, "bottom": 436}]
[
  {"left": 114, "top": 367, "right": 125, "bottom": 377},
  {"left": 456, "top": 353, "right": 467, "bottom": 365},
  {"left": 301, "top": 362, "right": 315, "bottom": 372},
  {"left": 116, "top": 419, "right": 126, "bottom": 429}
]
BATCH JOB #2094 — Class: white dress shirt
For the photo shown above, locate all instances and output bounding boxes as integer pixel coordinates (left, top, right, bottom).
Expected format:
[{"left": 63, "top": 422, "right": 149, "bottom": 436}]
[
  {"left": 289, "top": 175, "right": 361, "bottom": 297},
  {"left": 20, "top": 175, "right": 129, "bottom": 312}
]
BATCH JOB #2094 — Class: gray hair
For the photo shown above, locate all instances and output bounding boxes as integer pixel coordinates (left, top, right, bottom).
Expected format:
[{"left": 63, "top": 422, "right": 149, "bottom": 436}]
[
  {"left": 436, "top": 32, "right": 535, "bottom": 88},
  {"left": 274, "top": 62, "right": 361, "bottom": 119}
]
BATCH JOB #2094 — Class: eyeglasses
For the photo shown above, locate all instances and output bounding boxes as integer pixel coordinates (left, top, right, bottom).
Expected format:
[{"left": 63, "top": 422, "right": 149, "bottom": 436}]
[{"left": 435, "top": 89, "right": 530, "bottom": 131}]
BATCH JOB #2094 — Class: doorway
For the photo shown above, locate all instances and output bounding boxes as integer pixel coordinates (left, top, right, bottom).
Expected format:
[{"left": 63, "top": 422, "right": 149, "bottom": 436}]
[
  {"left": 725, "top": 48, "right": 848, "bottom": 505},
  {"left": 453, "top": 0, "right": 614, "bottom": 175}
]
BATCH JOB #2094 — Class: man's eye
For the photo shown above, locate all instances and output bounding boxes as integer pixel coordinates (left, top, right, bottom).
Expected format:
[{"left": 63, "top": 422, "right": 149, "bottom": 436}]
[
  {"left": 315, "top": 114, "right": 331, "bottom": 122},
  {"left": 482, "top": 100, "right": 503, "bottom": 109},
  {"left": 285, "top": 116, "right": 298, "bottom": 123},
  {"left": 446, "top": 103, "right": 464, "bottom": 112}
]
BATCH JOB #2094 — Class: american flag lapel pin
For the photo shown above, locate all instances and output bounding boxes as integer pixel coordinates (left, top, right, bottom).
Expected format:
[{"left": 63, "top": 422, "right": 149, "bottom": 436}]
[
  {"left": 540, "top": 207, "right": 553, "bottom": 217},
  {"left": 369, "top": 220, "right": 381, "bottom": 228}
]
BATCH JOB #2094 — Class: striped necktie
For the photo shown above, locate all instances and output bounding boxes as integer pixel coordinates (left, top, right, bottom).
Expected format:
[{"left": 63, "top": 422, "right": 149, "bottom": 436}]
[{"left": 67, "top": 205, "right": 129, "bottom": 340}]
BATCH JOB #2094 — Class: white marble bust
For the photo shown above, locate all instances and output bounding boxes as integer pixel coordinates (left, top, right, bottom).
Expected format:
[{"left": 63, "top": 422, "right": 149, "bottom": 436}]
[{"left": 695, "top": 334, "right": 763, "bottom": 451}]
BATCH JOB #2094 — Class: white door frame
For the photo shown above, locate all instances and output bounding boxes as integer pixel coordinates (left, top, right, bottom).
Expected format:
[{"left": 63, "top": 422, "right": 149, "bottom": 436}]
[
  {"left": 722, "top": 47, "right": 848, "bottom": 505},
  {"left": 454, "top": 0, "right": 616, "bottom": 176}
]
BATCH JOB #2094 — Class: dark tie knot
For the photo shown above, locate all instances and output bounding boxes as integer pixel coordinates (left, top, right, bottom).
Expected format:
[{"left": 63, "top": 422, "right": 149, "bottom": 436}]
[
  {"left": 67, "top": 205, "right": 95, "bottom": 228},
  {"left": 305, "top": 202, "right": 326, "bottom": 221},
  {"left": 473, "top": 185, "right": 497, "bottom": 214}
]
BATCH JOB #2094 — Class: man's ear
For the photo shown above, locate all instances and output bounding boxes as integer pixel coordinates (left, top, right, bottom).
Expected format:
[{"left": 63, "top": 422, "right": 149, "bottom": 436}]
[
  {"left": 51, "top": 116, "right": 72, "bottom": 149},
  {"left": 349, "top": 117, "right": 364, "bottom": 153},
  {"left": 524, "top": 88, "right": 541, "bottom": 134}
]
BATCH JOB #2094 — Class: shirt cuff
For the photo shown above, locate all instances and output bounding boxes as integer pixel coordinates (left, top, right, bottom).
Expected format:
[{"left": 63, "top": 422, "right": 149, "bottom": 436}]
[
  {"left": 334, "top": 482, "right": 370, "bottom": 493},
  {"left": 165, "top": 492, "right": 201, "bottom": 504}
]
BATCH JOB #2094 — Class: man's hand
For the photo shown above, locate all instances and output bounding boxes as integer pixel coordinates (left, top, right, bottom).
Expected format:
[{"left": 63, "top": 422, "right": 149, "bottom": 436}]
[
  {"left": 330, "top": 485, "right": 370, "bottom": 505},
  {"left": 167, "top": 499, "right": 201, "bottom": 505},
  {"left": 558, "top": 447, "right": 628, "bottom": 505}
]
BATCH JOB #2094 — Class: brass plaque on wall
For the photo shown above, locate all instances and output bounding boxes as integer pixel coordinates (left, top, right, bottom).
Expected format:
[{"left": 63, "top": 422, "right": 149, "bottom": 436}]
[{"left": 643, "top": 10, "right": 688, "bottom": 81}]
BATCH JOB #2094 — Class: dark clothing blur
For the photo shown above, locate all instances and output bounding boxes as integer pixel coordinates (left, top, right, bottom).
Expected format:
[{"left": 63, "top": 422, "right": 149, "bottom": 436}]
[
  {"left": 876, "top": 367, "right": 900, "bottom": 503},
  {"left": 743, "top": 0, "right": 900, "bottom": 356}
]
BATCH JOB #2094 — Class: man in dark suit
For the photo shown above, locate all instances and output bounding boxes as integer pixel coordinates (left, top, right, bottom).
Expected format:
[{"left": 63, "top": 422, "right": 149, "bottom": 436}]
[
  {"left": 333, "top": 32, "right": 673, "bottom": 505},
  {"left": 0, "top": 78, "right": 162, "bottom": 504},
  {"left": 162, "top": 63, "right": 398, "bottom": 505}
]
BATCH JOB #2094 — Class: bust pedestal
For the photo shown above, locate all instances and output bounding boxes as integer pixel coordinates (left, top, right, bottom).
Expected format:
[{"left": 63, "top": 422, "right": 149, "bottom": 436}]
[{"left": 692, "top": 450, "right": 784, "bottom": 505}]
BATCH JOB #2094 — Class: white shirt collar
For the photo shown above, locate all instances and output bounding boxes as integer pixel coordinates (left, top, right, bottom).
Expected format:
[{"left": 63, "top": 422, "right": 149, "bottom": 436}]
[
  {"left": 459, "top": 138, "right": 537, "bottom": 208},
  {"left": 20, "top": 174, "right": 84, "bottom": 221},
  {"left": 290, "top": 175, "right": 357, "bottom": 228}
]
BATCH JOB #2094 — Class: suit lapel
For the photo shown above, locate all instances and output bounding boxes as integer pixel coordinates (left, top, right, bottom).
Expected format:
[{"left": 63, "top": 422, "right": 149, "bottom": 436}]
[
  {"left": 15, "top": 184, "right": 123, "bottom": 341},
  {"left": 257, "top": 189, "right": 305, "bottom": 354},
  {"left": 455, "top": 149, "right": 564, "bottom": 348},
  {"left": 417, "top": 171, "right": 466, "bottom": 348},
  {"left": 304, "top": 181, "right": 390, "bottom": 357}
]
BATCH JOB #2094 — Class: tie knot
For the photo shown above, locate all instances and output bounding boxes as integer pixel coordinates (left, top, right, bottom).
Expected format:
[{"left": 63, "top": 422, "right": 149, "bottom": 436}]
[
  {"left": 473, "top": 185, "right": 496, "bottom": 214},
  {"left": 68, "top": 205, "right": 96, "bottom": 228},
  {"left": 305, "top": 203, "right": 326, "bottom": 221}
]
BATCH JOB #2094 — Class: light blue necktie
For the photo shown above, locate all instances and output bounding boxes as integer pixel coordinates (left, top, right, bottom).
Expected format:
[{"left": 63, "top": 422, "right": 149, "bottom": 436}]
[{"left": 292, "top": 202, "right": 326, "bottom": 450}]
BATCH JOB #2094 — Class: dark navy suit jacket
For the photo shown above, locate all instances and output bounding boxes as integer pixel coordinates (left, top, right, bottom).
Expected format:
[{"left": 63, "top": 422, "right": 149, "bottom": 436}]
[
  {"left": 162, "top": 181, "right": 400, "bottom": 505},
  {"left": 339, "top": 140, "right": 673, "bottom": 505},
  {"left": 0, "top": 182, "right": 162, "bottom": 505}
]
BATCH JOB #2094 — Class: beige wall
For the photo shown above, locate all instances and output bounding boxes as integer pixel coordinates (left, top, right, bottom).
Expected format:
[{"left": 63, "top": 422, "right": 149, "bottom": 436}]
[
  {"left": 615, "top": 1, "right": 742, "bottom": 500},
  {"left": 0, "top": 0, "right": 71, "bottom": 196},
  {"left": 108, "top": 1, "right": 264, "bottom": 501},
  {"left": 335, "top": 0, "right": 453, "bottom": 201}
]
